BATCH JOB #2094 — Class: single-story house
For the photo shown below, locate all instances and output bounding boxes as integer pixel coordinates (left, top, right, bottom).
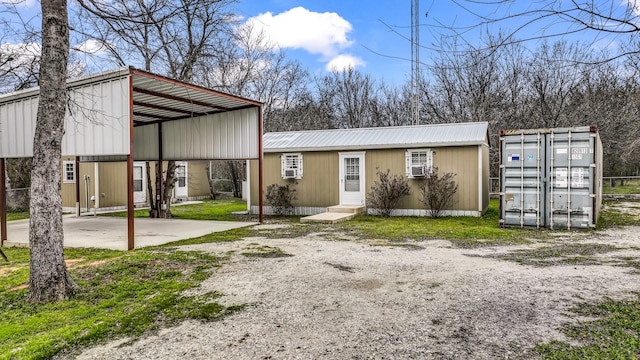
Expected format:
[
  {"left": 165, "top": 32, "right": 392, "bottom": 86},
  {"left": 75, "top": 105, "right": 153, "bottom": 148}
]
[
  {"left": 60, "top": 159, "right": 212, "bottom": 212},
  {"left": 249, "top": 121, "right": 490, "bottom": 217}
]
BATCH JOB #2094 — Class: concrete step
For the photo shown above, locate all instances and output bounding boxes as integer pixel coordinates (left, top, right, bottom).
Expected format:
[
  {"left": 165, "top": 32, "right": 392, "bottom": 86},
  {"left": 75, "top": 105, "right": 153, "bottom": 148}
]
[
  {"left": 326, "top": 205, "right": 366, "bottom": 214},
  {"left": 300, "top": 212, "right": 356, "bottom": 224}
]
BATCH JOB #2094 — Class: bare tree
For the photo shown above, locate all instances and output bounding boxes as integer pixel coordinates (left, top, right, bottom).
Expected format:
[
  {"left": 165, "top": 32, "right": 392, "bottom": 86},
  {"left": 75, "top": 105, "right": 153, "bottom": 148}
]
[
  {"left": 28, "top": 0, "right": 79, "bottom": 303},
  {"left": 437, "top": 1, "right": 640, "bottom": 61},
  {"left": 75, "top": 0, "right": 235, "bottom": 217},
  {"left": 315, "top": 68, "right": 378, "bottom": 128}
]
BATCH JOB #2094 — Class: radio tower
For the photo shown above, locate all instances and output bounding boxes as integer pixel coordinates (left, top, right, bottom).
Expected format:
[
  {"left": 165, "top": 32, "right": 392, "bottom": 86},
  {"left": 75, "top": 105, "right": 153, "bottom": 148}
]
[{"left": 411, "top": 0, "right": 420, "bottom": 125}]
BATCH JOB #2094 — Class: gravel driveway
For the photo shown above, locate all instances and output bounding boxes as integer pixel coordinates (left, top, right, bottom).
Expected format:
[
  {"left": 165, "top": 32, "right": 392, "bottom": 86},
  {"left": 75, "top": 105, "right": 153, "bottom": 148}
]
[{"left": 75, "top": 225, "right": 640, "bottom": 360}]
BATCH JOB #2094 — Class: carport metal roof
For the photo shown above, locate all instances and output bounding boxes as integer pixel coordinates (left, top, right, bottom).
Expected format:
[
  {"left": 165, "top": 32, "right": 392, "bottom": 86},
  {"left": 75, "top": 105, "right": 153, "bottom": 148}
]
[{"left": 0, "top": 67, "right": 264, "bottom": 249}]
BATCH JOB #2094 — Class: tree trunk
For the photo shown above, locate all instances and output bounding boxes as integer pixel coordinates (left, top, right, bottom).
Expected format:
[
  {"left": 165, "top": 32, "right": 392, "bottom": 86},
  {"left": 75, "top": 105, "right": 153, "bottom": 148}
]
[
  {"left": 146, "top": 162, "right": 157, "bottom": 217},
  {"left": 28, "top": 0, "right": 79, "bottom": 303},
  {"left": 161, "top": 160, "right": 177, "bottom": 218},
  {"left": 227, "top": 161, "right": 240, "bottom": 198}
]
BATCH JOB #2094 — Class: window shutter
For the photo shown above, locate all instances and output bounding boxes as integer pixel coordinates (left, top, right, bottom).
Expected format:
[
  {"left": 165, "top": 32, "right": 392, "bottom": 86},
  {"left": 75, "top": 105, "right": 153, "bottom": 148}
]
[
  {"left": 297, "top": 154, "right": 304, "bottom": 179},
  {"left": 280, "top": 155, "right": 286, "bottom": 178},
  {"left": 405, "top": 151, "right": 411, "bottom": 177},
  {"left": 427, "top": 150, "right": 433, "bottom": 171}
]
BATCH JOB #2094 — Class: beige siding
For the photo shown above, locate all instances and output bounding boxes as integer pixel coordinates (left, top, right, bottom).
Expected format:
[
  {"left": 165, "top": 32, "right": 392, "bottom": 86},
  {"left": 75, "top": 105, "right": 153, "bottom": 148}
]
[
  {"left": 251, "top": 152, "right": 339, "bottom": 208},
  {"left": 366, "top": 147, "right": 479, "bottom": 211},
  {"left": 62, "top": 160, "right": 209, "bottom": 209},
  {"left": 482, "top": 144, "right": 490, "bottom": 212},
  {"left": 187, "top": 160, "right": 211, "bottom": 197},
  {"left": 98, "top": 162, "right": 128, "bottom": 207},
  {"left": 253, "top": 145, "right": 485, "bottom": 213}
]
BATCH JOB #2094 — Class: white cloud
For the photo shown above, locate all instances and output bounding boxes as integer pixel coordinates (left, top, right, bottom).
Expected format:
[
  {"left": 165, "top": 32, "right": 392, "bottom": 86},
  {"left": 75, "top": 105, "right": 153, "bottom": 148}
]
[
  {"left": 245, "top": 6, "right": 364, "bottom": 70},
  {"left": 0, "top": 42, "right": 40, "bottom": 66},
  {"left": 0, "top": 0, "right": 36, "bottom": 7},
  {"left": 325, "top": 54, "right": 366, "bottom": 72},
  {"left": 73, "top": 39, "right": 109, "bottom": 55}
]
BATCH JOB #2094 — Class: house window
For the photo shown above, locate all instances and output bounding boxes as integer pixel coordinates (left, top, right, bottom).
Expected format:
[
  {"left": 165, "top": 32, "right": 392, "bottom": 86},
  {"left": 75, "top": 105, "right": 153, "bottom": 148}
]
[
  {"left": 406, "top": 149, "right": 433, "bottom": 178},
  {"left": 133, "top": 165, "right": 143, "bottom": 192},
  {"left": 281, "top": 153, "right": 303, "bottom": 179},
  {"left": 175, "top": 165, "right": 186, "bottom": 188},
  {"left": 63, "top": 161, "right": 75, "bottom": 183}
]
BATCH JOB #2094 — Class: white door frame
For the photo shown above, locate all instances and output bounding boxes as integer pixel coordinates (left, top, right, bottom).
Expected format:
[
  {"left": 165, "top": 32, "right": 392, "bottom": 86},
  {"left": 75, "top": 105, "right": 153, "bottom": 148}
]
[
  {"left": 174, "top": 161, "right": 188, "bottom": 198},
  {"left": 133, "top": 161, "right": 146, "bottom": 204},
  {"left": 338, "top": 152, "right": 366, "bottom": 206}
]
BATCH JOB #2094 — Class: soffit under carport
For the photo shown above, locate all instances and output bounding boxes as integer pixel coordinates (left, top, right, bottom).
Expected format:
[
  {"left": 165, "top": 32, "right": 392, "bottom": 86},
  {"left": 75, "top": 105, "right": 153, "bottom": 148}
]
[{"left": 129, "top": 69, "right": 260, "bottom": 127}]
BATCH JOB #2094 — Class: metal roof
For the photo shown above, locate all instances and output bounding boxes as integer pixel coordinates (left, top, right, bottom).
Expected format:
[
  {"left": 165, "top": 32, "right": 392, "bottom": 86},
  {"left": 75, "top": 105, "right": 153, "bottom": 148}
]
[
  {"left": 263, "top": 122, "right": 489, "bottom": 152},
  {"left": 0, "top": 67, "right": 263, "bottom": 159},
  {"left": 128, "top": 68, "right": 261, "bottom": 127},
  {"left": 0, "top": 66, "right": 262, "bottom": 128}
]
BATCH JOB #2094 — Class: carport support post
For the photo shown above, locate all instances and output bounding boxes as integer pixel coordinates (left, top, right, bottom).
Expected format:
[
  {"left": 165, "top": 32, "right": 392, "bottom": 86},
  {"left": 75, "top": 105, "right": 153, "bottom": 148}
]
[
  {"left": 127, "top": 74, "right": 135, "bottom": 250},
  {"left": 75, "top": 157, "right": 80, "bottom": 216},
  {"left": 258, "top": 107, "right": 264, "bottom": 222},
  {"left": 157, "top": 123, "right": 164, "bottom": 218},
  {"left": 0, "top": 158, "right": 6, "bottom": 245}
]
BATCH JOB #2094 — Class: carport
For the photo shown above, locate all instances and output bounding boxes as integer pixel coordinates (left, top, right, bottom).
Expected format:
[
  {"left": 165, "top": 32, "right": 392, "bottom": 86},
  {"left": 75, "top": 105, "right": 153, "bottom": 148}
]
[{"left": 0, "top": 67, "right": 263, "bottom": 250}]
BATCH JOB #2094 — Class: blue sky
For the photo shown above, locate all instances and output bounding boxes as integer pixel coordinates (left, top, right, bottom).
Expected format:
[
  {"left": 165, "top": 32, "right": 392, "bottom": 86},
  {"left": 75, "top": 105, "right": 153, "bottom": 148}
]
[
  {"left": 231, "top": 0, "right": 638, "bottom": 84},
  {"left": 2, "top": 0, "right": 638, "bottom": 86},
  {"left": 231, "top": 0, "right": 448, "bottom": 85}
]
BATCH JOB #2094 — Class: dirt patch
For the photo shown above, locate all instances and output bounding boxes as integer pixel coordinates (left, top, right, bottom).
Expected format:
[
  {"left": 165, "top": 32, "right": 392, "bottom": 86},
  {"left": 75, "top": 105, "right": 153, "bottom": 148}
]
[
  {"left": 75, "top": 227, "right": 640, "bottom": 360},
  {"left": 0, "top": 266, "right": 19, "bottom": 277},
  {"left": 9, "top": 283, "right": 27, "bottom": 291}
]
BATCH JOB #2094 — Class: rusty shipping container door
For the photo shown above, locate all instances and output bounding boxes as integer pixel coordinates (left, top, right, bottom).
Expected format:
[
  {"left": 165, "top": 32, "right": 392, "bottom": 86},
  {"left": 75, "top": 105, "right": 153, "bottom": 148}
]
[{"left": 499, "top": 126, "right": 602, "bottom": 229}]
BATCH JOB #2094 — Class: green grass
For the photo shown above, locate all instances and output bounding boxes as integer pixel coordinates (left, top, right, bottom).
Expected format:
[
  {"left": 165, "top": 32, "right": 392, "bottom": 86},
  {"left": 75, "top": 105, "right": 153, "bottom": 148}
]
[
  {"left": 603, "top": 179, "right": 640, "bottom": 195},
  {"left": 487, "top": 243, "right": 622, "bottom": 267},
  {"left": 0, "top": 246, "right": 235, "bottom": 360},
  {"left": 102, "top": 197, "right": 247, "bottom": 221},
  {"left": 536, "top": 295, "right": 640, "bottom": 359},
  {"left": 6, "top": 211, "right": 29, "bottom": 222},
  {"left": 240, "top": 245, "right": 293, "bottom": 258},
  {"left": 336, "top": 199, "right": 539, "bottom": 248},
  {"left": 598, "top": 200, "right": 640, "bottom": 228}
]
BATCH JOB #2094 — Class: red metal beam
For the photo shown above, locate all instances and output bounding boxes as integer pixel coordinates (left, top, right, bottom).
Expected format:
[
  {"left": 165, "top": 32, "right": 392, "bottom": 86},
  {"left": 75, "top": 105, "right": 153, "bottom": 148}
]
[
  {"left": 129, "top": 67, "right": 262, "bottom": 107},
  {"left": 133, "top": 87, "right": 230, "bottom": 112},
  {"left": 158, "top": 123, "right": 164, "bottom": 218},
  {"left": 133, "top": 100, "right": 197, "bottom": 115},
  {"left": 127, "top": 76, "right": 135, "bottom": 250},
  {"left": 258, "top": 106, "right": 264, "bottom": 223},
  {"left": 0, "top": 158, "right": 6, "bottom": 245}
]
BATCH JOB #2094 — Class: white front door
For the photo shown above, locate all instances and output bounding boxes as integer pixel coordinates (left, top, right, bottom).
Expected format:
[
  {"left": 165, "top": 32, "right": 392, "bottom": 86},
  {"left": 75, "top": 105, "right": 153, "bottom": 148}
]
[
  {"left": 133, "top": 162, "right": 146, "bottom": 203},
  {"left": 174, "top": 162, "right": 188, "bottom": 198},
  {"left": 339, "top": 152, "right": 365, "bottom": 206}
]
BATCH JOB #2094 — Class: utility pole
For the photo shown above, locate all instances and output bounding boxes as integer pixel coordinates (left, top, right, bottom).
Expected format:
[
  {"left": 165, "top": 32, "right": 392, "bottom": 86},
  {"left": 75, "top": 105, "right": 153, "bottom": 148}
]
[{"left": 411, "top": 0, "right": 420, "bottom": 125}]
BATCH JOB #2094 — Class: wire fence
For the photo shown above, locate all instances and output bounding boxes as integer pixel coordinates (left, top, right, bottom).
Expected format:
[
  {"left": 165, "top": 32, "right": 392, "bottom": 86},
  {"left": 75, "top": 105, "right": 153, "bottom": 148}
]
[
  {"left": 490, "top": 176, "right": 640, "bottom": 198},
  {"left": 6, "top": 187, "right": 29, "bottom": 211}
]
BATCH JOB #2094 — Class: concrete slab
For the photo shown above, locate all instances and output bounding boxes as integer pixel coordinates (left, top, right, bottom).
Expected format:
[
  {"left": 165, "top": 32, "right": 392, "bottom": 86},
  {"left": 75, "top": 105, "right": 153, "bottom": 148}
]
[
  {"left": 3, "top": 216, "right": 257, "bottom": 251},
  {"left": 300, "top": 212, "right": 355, "bottom": 224}
]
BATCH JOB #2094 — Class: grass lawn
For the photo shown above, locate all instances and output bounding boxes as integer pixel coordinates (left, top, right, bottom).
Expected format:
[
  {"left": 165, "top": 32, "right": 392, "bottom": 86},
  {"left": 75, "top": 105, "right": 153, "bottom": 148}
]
[
  {"left": 0, "top": 247, "right": 236, "bottom": 360},
  {"left": 603, "top": 179, "right": 640, "bottom": 195},
  {"left": 6, "top": 211, "right": 29, "bottom": 222},
  {"left": 100, "top": 197, "right": 247, "bottom": 221},
  {"left": 1, "top": 198, "right": 639, "bottom": 358}
]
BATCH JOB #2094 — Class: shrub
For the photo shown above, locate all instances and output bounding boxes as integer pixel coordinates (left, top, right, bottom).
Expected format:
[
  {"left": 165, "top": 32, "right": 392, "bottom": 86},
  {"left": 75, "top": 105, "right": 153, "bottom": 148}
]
[
  {"left": 419, "top": 167, "right": 458, "bottom": 218},
  {"left": 366, "top": 168, "right": 411, "bottom": 217},
  {"left": 265, "top": 183, "right": 297, "bottom": 216}
]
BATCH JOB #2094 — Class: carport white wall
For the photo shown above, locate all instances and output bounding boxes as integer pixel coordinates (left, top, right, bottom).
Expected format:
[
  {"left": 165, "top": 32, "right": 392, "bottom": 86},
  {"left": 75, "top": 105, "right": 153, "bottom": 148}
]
[
  {"left": 0, "top": 74, "right": 131, "bottom": 158},
  {"left": 133, "top": 107, "right": 260, "bottom": 161}
]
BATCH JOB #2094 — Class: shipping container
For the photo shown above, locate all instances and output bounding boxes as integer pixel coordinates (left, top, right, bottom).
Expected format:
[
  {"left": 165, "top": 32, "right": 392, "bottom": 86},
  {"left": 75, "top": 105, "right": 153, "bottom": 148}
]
[{"left": 499, "top": 126, "right": 602, "bottom": 229}]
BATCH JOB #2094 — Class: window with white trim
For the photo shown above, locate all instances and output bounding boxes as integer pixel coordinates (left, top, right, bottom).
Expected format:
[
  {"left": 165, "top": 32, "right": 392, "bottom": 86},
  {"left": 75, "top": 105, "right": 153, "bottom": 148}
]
[
  {"left": 281, "top": 153, "right": 303, "bottom": 179},
  {"left": 405, "top": 149, "right": 433, "bottom": 178},
  {"left": 63, "top": 161, "right": 76, "bottom": 183}
]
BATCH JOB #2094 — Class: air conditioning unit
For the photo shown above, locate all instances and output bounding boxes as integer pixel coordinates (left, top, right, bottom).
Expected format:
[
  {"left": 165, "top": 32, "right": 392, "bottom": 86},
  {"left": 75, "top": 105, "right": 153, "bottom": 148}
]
[
  {"left": 284, "top": 168, "right": 297, "bottom": 179},
  {"left": 411, "top": 165, "right": 426, "bottom": 177}
]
